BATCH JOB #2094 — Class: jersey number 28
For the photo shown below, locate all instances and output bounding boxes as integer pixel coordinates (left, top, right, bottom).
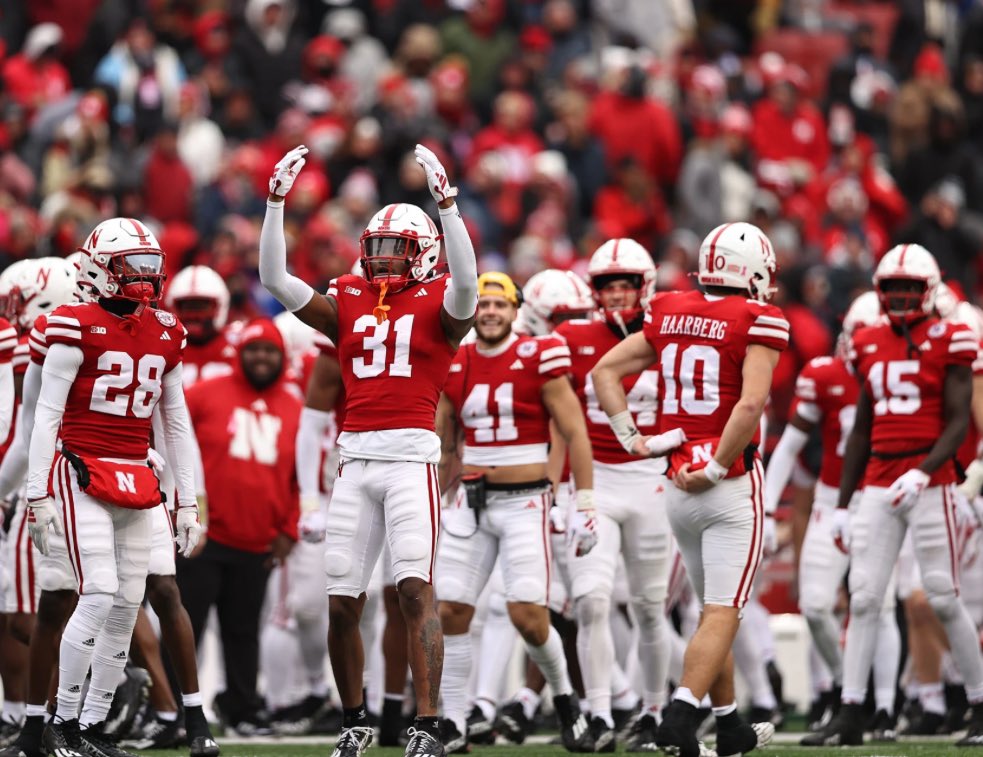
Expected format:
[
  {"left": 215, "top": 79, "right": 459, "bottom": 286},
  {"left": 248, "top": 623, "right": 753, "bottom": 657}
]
[{"left": 89, "top": 351, "right": 165, "bottom": 418}]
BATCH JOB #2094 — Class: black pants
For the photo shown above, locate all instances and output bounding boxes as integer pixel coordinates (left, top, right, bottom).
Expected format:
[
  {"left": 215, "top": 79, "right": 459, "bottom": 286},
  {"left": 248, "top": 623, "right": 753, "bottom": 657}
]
[{"left": 176, "top": 538, "right": 271, "bottom": 724}]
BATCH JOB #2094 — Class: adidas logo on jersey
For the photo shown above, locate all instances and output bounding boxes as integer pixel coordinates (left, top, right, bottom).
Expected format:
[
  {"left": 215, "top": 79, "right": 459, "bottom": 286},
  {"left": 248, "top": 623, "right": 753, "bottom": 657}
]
[
  {"left": 90, "top": 326, "right": 107, "bottom": 335},
  {"left": 160, "top": 331, "right": 171, "bottom": 340},
  {"left": 510, "top": 360, "right": 524, "bottom": 370},
  {"left": 414, "top": 288, "right": 428, "bottom": 297},
  {"left": 577, "top": 346, "right": 595, "bottom": 355}
]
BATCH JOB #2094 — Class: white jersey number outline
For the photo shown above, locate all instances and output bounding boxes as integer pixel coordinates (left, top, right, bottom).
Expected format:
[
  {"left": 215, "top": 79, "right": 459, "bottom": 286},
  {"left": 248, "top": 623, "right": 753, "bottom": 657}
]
[
  {"left": 351, "top": 314, "right": 414, "bottom": 379},
  {"left": 90, "top": 351, "right": 166, "bottom": 419}
]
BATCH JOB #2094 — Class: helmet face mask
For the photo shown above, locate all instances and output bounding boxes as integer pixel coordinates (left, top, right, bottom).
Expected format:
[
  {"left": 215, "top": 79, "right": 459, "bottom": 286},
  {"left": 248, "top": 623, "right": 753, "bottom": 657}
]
[
  {"left": 358, "top": 204, "right": 440, "bottom": 290},
  {"left": 872, "top": 244, "right": 940, "bottom": 325},
  {"left": 173, "top": 296, "right": 221, "bottom": 342},
  {"left": 165, "top": 265, "right": 230, "bottom": 342},
  {"left": 587, "top": 239, "right": 656, "bottom": 327},
  {"left": 107, "top": 251, "right": 165, "bottom": 301}
]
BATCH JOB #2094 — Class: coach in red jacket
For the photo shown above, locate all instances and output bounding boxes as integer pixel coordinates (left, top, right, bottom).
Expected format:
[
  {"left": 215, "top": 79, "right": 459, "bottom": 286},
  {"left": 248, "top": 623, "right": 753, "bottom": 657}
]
[{"left": 178, "top": 318, "right": 301, "bottom": 734}]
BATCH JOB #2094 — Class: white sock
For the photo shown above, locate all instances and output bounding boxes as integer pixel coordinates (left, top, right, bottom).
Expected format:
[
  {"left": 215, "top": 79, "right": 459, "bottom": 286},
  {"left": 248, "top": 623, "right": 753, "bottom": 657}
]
[
  {"left": 733, "top": 621, "right": 776, "bottom": 710},
  {"left": 259, "top": 624, "right": 299, "bottom": 710},
  {"left": 809, "top": 642, "right": 834, "bottom": 695},
  {"left": 2, "top": 701, "right": 24, "bottom": 724},
  {"left": 673, "top": 687, "right": 701, "bottom": 709},
  {"left": 157, "top": 710, "right": 178, "bottom": 722},
  {"left": 80, "top": 600, "right": 141, "bottom": 728},
  {"left": 182, "top": 692, "right": 203, "bottom": 709},
  {"left": 475, "top": 698, "right": 496, "bottom": 722},
  {"left": 611, "top": 660, "right": 640, "bottom": 711},
  {"left": 919, "top": 682, "right": 945, "bottom": 715},
  {"left": 743, "top": 599, "right": 776, "bottom": 661},
  {"left": 25, "top": 704, "right": 47, "bottom": 719},
  {"left": 803, "top": 607, "right": 844, "bottom": 684},
  {"left": 634, "top": 600, "right": 668, "bottom": 713},
  {"left": 526, "top": 626, "right": 573, "bottom": 698},
  {"left": 872, "top": 610, "right": 900, "bottom": 714},
  {"left": 441, "top": 633, "right": 471, "bottom": 735},
  {"left": 937, "top": 602, "right": 983, "bottom": 702},
  {"left": 515, "top": 687, "right": 540, "bottom": 721},
  {"left": 576, "top": 595, "right": 614, "bottom": 725},
  {"left": 56, "top": 593, "right": 115, "bottom": 722},
  {"left": 712, "top": 702, "right": 737, "bottom": 718},
  {"left": 668, "top": 626, "right": 687, "bottom": 684},
  {"left": 841, "top": 604, "right": 880, "bottom": 704},
  {"left": 297, "top": 615, "right": 329, "bottom": 694}
]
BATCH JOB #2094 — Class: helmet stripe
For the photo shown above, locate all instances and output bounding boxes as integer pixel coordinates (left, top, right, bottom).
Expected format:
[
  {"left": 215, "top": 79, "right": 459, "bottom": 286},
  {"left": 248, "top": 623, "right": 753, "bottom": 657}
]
[
  {"left": 379, "top": 204, "right": 399, "bottom": 231},
  {"left": 611, "top": 239, "right": 620, "bottom": 262},
  {"left": 899, "top": 244, "right": 909, "bottom": 266},
  {"left": 706, "top": 223, "right": 732, "bottom": 273},
  {"left": 127, "top": 218, "right": 152, "bottom": 247}
]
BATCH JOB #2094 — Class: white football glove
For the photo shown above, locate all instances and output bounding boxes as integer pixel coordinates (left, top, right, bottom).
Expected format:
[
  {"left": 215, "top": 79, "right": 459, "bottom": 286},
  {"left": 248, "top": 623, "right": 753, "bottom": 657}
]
[
  {"left": 888, "top": 468, "right": 930, "bottom": 515},
  {"left": 414, "top": 144, "right": 458, "bottom": 203},
  {"left": 175, "top": 506, "right": 202, "bottom": 558},
  {"left": 147, "top": 448, "right": 166, "bottom": 473},
  {"left": 299, "top": 508, "right": 328, "bottom": 543},
  {"left": 548, "top": 505, "right": 567, "bottom": 534},
  {"left": 960, "top": 459, "right": 983, "bottom": 502},
  {"left": 762, "top": 514, "right": 778, "bottom": 557},
  {"left": 27, "top": 497, "right": 63, "bottom": 556},
  {"left": 269, "top": 145, "right": 309, "bottom": 197},
  {"left": 568, "top": 508, "right": 598, "bottom": 557},
  {"left": 645, "top": 427, "right": 687, "bottom": 457},
  {"left": 831, "top": 508, "right": 851, "bottom": 554}
]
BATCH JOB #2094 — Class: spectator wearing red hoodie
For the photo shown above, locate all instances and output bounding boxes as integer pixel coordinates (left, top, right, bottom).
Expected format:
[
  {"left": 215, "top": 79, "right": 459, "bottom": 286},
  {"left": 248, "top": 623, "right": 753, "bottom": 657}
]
[
  {"left": 1, "top": 23, "right": 71, "bottom": 116},
  {"left": 178, "top": 319, "right": 301, "bottom": 734},
  {"left": 593, "top": 156, "right": 672, "bottom": 250},
  {"left": 143, "top": 124, "right": 194, "bottom": 223},
  {"left": 751, "top": 64, "right": 829, "bottom": 196},
  {"left": 589, "top": 57, "right": 682, "bottom": 189}
]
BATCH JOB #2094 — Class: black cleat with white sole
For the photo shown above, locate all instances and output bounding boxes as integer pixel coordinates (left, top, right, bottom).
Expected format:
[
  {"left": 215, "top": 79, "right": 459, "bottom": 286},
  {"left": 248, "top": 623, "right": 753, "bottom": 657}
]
[
  {"left": 494, "top": 701, "right": 531, "bottom": 744},
  {"left": 799, "top": 702, "right": 864, "bottom": 747},
  {"left": 330, "top": 726, "right": 374, "bottom": 757},
  {"left": 465, "top": 707, "right": 493, "bottom": 745},
  {"left": 588, "top": 717, "right": 616, "bottom": 753},
  {"left": 625, "top": 713, "right": 659, "bottom": 752},
  {"left": 42, "top": 719, "right": 85, "bottom": 757},
  {"left": 956, "top": 703, "right": 983, "bottom": 747},
  {"left": 715, "top": 715, "right": 774, "bottom": 756},
  {"left": 553, "top": 694, "right": 594, "bottom": 753},
  {"left": 439, "top": 720, "right": 468, "bottom": 754},
  {"left": 404, "top": 727, "right": 445, "bottom": 757}
]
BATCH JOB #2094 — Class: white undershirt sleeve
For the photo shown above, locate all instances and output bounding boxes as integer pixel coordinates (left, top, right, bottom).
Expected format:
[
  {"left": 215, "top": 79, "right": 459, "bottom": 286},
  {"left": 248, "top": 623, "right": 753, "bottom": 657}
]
[
  {"left": 259, "top": 200, "right": 317, "bottom": 312},
  {"left": 27, "top": 344, "right": 82, "bottom": 501},
  {"left": 158, "top": 365, "right": 198, "bottom": 508},
  {"left": 763, "top": 423, "right": 810, "bottom": 515},
  {"left": 296, "top": 407, "right": 333, "bottom": 508},
  {"left": 0, "top": 361, "right": 42, "bottom": 500},
  {"left": 438, "top": 203, "right": 478, "bottom": 320}
]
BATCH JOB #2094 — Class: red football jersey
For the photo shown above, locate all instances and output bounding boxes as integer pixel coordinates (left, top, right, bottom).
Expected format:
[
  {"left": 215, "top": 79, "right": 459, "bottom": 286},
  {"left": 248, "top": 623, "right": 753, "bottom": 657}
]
[
  {"left": 180, "top": 327, "right": 238, "bottom": 387},
  {"left": 443, "top": 333, "right": 571, "bottom": 465},
  {"left": 185, "top": 373, "right": 301, "bottom": 553},
  {"left": 312, "top": 331, "right": 346, "bottom": 431},
  {"left": 45, "top": 303, "right": 186, "bottom": 459},
  {"left": 642, "top": 291, "right": 789, "bottom": 476},
  {"left": 851, "top": 317, "right": 977, "bottom": 487},
  {"left": 28, "top": 313, "right": 49, "bottom": 366},
  {"left": 555, "top": 318, "right": 659, "bottom": 465},
  {"left": 790, "top": 355, "right": 858, "bottom": 489},
  {"left": 327, "top": 274, "right": 457, "bottom": 433},
  {"left": 12, "top": 335, "right": 29, "bottom": 376}
]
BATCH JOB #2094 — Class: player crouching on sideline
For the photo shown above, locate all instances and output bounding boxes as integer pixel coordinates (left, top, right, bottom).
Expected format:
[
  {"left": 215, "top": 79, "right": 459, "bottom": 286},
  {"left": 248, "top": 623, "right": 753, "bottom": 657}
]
[
  {"left": 803, "top": 244, "right": 983, "bottom": 748},
  {"left": 434, "top": 272, "right": 595, "bottom": 754},
  {"left": 25, "top": 219, "right": 203, "bottom": 757},
  {"left": 259, "top": 143, "right": 477, "bottom": 757},
  {"left": 591, "top": 222, "right": 783, "bottom": 757}
]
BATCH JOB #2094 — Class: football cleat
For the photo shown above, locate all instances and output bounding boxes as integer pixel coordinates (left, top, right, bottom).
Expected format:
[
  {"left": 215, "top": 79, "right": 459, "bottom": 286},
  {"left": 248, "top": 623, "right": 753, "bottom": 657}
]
[
  {"left": 80, "top": 722, "right": 139, "bottom": 757},
  {"left": 41, "top": 719, "right": 84, "bottom": 757},
  {"left": 494, "top": 701, "right": 531, "bottom": 744},
  {"left": 956, "top": 703, "right": 983, "bottom": 747},
  {"left": 715, "top": 719, "right": 774, "bottom": 756},
  {"left": 121, "top": 714, "right": 181, "bottom": 750},
  {"left": 0, "top": 717, "right": 20, "bottom": 749},
  {"left": 800, "top": 703, "right": 864, "bottom": 746},
  {"left": 900, "top": 709, "right": 949, "bottom": 735},
  {"left": 404, "top": 727, "right": 445, "bottom": 757},
  {"left": 869, "top": 709, "right": 897, "bottom": 742},
  {"left": 439, "top": 719, "right": 467, "bottom": 754},
  {"left": 330, "top": 726, "right": 373, "bottom": 757},
  {"left": 588, "top": 716, "right": 616, "bottom": 753},
  {"left": 553, "top": 694, "right": 594, "bottom": 753},
  {"left": 189, "top": 735, "right": 221, "bottom": 757},
  {"left": 625, "top": 713, "right": 659, "bottom": 752},
  {"left": 465, "top": 706, "right": 494, "bottom": 745},
  {"left": 655, "top": 700, "right": 703, "bottom": 757},
  {"left": 103, "top": 667, "right": 151, "bottom": 739},
  {"left": 0, "top": 715, "right": 43, "bottom": 757}
]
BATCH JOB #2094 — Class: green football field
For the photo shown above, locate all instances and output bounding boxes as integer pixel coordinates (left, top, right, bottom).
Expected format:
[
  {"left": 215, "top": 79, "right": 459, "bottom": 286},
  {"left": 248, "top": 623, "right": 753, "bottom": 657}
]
[{"left": 148, "top": 735, "right": 975, "bottom": 757}]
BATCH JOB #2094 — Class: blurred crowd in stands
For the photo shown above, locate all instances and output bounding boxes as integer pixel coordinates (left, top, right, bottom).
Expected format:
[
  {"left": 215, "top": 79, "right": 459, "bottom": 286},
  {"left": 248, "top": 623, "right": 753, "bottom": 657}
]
[{"left": 2, "top": 0, "right": 983, "bottom": 423}]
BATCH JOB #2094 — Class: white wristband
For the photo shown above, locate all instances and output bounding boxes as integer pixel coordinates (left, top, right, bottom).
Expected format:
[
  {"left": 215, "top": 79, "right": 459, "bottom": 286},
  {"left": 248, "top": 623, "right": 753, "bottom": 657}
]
[
  {"left": 608, "top": 411, "right": 640, "bottom": 453},
  {"left": 576, "top": 489, "right": 594, "bottom": 512},
  {"left": 703, "top": 459, "right": 728, "bottom": 485}
]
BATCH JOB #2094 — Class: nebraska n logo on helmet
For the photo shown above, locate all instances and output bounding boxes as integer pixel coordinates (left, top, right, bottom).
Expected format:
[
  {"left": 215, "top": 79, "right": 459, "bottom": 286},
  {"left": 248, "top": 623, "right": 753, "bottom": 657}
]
[
  {"left": 77, "top": 217, "right": 166, "bottom": 302},
  {"left": 697, "top": 222, "right": 778, "bottom": 302}
]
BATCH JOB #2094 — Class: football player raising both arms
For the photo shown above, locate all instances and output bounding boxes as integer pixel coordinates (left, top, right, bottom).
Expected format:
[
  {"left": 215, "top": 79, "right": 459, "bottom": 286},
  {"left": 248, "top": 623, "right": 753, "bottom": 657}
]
[
  {"left": 592, "top": 222, "right": 785, "bottom": 757},
  {"left": 25, "top": 219, "right": 203, "bottom": 757},
  {"left": 259, "top": 143, "right": 477, "bottom": 757},
  {"left": 803, "top": 245, "right": 983, "bottom": 748},
  {"left": 434, "top": 272, "right": 594, "bottom": 754}
]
